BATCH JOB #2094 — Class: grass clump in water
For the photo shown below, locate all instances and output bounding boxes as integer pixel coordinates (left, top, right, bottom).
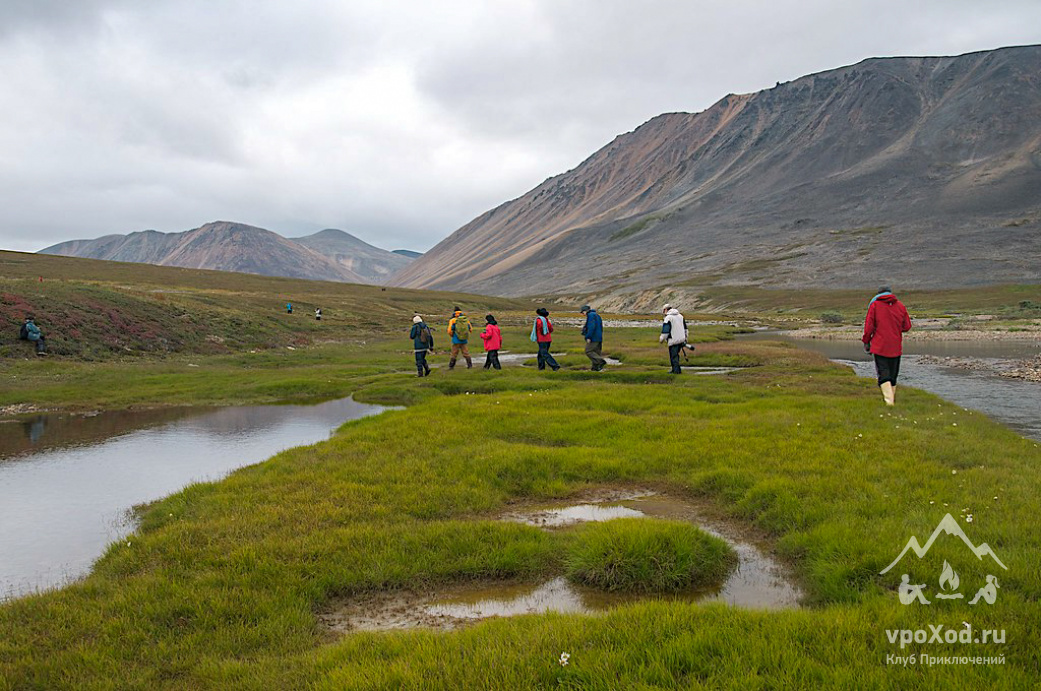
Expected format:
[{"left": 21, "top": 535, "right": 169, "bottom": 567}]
[{"left": 565, "top": 518, "right": 737, "bottom": 593}]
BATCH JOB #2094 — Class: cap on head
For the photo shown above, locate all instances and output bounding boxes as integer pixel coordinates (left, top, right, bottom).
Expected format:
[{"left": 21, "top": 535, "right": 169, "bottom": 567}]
[
  {"left": 580, "top": 304, "right": 591, "bottom": 313},
  {"left": 536, "top": 307, "right": 549, "bottom": 317},
  {"left": 877, "top": 286, "right": 892, "bottom": 294},
  {"left": 413, "top": 315, "right": 423, "bottom": 323},
  {"left": 662, "top": 303, "right": 672, "bottom": 312}
]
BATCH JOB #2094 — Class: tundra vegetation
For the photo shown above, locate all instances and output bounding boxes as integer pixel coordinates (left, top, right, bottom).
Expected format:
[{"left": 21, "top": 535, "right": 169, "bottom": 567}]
[{"left": 1, "top": 252, "right": 1039, "bottom": 689}]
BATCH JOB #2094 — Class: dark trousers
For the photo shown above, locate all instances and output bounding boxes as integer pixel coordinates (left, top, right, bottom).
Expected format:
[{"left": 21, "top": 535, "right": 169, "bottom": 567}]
[
  {"left": 585, "top": 340, "right": 606, "bottom": 369},
  {"left": 668, "top": 344, "right": 683, "bottom": 373},
  {"left": 537, "top": 342, "right": 560, "bottom": 370},
  {"left": 32, "top": 337, "right": 46, "bottom": 354},
  {"left": 484, "top": 350, "right": 501, "bottom": 369},
  {"left": 873, "top": 354, "right": 901, "bottom": 386},
  {"left": 415, "top": 350, "right": 430, "bottom": 376}
]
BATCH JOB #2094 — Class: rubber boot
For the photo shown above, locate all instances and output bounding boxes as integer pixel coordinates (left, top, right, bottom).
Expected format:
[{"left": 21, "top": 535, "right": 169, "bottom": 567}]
[
  {"left": 881, "top": 382, "right": 895, "bottom": 406},
  {"left": 449, "top": 358, "right": 456, "bottom": 370},
  {"left": 424, "top": 363, "right": 431, "bottom": 376},
  {"left": 465, "top": 357, "right": 473, "bottom": 369}
]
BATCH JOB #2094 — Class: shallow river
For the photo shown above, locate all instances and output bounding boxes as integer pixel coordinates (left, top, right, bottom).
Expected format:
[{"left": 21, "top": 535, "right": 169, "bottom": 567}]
[
  {"left": 741, "top": 332, "right": 1041, "bottom": 441},
  {"left": 0, "top": 397, "right": 390, "bottom": 600}
]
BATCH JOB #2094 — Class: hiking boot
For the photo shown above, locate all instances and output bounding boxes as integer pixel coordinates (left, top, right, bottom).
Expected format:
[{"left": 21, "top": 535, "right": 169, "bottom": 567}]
[
  {"left": 465, "top": 357, "right": 473, "bottom": 369},
  {"left": 448, "top": 358, "right": 456, "bottom": 369},
  {"left": 881, "top": 382, "right": 895, "bottom": 406}
]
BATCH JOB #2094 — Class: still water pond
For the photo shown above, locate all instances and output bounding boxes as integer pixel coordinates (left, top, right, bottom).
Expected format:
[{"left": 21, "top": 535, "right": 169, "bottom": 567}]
[{"left": 0, "top": 397, "right": 391, "bottom": 600}]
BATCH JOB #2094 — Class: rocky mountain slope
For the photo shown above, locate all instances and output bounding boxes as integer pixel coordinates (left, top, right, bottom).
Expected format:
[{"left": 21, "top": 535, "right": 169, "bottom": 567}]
[
  {"left": 290, "top": 229, "right": 412, "bottom": 284},
  {"left": 391, "top": 45, "right": 1041, "bottom": 299},
  {"left": 40, "top": 222, "right": 413, "bottom": 285}
]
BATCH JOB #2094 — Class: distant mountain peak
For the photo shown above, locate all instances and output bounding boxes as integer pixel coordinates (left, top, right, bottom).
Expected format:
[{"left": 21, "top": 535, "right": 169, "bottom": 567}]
[{"left": 391, "top": 45, "right": 1041, "bottom": 297}]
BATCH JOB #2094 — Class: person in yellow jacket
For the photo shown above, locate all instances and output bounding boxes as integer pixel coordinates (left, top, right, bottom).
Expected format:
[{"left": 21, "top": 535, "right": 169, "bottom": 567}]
[{"left": 446, "top": 308, "right": 473, "bottom": 369}]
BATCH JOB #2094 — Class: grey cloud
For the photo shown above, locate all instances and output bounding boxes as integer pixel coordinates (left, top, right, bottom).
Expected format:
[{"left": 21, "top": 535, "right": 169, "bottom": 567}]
[{"left": 1, "top": 1, "right": 1039, "bottom": 255}]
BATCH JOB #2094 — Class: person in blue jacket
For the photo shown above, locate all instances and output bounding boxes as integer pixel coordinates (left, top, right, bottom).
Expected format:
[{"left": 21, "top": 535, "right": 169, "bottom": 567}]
[
  {"left": 409, "top": 315, "right": 434, "bottom": 377},
  {"left": 580, "top": 305, "right": 606, "bottom": 371},
  {"left": 23, "top": 316, "right": 47, "bottom": 356}
]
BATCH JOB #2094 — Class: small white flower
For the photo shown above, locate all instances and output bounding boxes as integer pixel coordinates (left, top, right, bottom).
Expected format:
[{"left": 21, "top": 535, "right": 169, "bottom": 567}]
[
  {"left": 559, "top": 652, "right": 570, "bottom": 666},
  {"left": 963, "top": 621, "right": 971, "bottom": 629},
  {"left": 126, "top": 541, "right": 132, "bottom": 547},
  {"left": 929, "top": 501, "right": 935, "bottom": 504},
  {"left": 966, "top": 515, "right": 974, "bottom": 523},
  {"left": 994, "top": 496, "right": 999, "bottom": 500},
  {"left": 952, "top": 470, "right": 957, "bottom": 475},
  {"left": 953, "top": 423, "right": 958, "bottom": 427}
]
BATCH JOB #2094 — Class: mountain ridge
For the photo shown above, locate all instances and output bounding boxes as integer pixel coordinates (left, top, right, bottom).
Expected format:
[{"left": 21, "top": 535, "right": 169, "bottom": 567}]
[
  {"left": 391, "top": 45, "right": 1041, "bottom": 298},
  {"left": 40, "top": 222, "right": 414, "bottom": 285}
]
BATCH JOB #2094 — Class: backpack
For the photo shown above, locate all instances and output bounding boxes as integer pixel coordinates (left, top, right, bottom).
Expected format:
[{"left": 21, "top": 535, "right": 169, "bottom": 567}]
[
  {"left": 453, "top": 316, "right": 471, "bottom": 341},
  {"left": 19, "top": 323, "right": 28, "bottom": 340},
  {"left": 418, "top": 325, "right": 432, "bottom": 345}
]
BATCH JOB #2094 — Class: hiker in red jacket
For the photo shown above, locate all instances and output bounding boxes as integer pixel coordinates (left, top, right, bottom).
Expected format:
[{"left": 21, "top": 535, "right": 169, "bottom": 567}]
[
  {"left": 862, "top": 286, "right": 912, "bottom": 406},
  {"left": 480, "top": 314, "right": 502, "bottom": 370}
]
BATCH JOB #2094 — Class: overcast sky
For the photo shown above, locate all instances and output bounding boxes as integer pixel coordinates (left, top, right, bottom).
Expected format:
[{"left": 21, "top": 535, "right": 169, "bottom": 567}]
[{"left": 1, "top": 1, "right": 1038, "bottom": 253}]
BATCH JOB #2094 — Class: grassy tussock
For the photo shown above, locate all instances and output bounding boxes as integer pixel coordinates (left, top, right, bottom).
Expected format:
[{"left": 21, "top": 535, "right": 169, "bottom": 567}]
[{"left": 566, "top": 519, "right": 737, "bottom": 592}]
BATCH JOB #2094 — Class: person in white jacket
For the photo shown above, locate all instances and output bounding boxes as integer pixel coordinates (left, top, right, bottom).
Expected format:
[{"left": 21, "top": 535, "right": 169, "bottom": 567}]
[{"left": 659, "top": 304, "right": 687, "bottom": 374}]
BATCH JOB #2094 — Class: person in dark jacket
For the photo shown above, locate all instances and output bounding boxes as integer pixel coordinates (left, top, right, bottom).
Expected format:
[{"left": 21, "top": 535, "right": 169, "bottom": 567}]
[
  {"left": 862, "top": 286, "right": 912, "bottom": 405},
  {"left": 580, "top": 305, "right": 606, "bottom": 371},
  {"left": 532, "top": 308, "right": 560, "bottom": 371},
  {"left": 409, "top": 315, "right": 434, "bottom": 377}
]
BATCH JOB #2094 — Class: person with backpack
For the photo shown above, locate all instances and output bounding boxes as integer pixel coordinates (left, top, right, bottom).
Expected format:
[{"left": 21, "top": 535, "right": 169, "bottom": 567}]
[
  {"left": 659, "top": 304, "right": 687, "bottom": 374},
  {"left": 531, "top": 308, "right": 560, "bottom": 371},
  {"left": 480, "top": 314, "right": 503, "bottom": 370},
  {"left": 862, "top": 286, "right": 912, "bottom": 406},
  {"left": 410, "top": 315, "right": 434, "bottom": 377},
  {"left": 315, "top": 307, "right": 322, "bottom": 321},
  {"left": 447, "top": 308, "right": 473, "bottom": 369},
  {"left": 580, "top": 305, "right": 606, "bottom": 371},
  {"left": 23, "top": 316, "right": 47, "bottom": 356},
  {"left": 286, "top": 302, "right": 293, "bottom": 314}
]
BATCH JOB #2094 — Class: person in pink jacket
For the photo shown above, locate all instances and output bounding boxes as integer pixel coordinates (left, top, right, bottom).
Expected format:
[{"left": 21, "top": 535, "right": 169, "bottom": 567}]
[{"left": 480, "top": 314, "right": 503, "bottom": 370}]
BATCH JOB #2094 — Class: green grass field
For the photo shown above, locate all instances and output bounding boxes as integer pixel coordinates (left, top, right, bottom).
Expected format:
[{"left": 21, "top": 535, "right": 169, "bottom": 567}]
[{"left": 1, "top": 255, "right": 1039, "bottom": 689}]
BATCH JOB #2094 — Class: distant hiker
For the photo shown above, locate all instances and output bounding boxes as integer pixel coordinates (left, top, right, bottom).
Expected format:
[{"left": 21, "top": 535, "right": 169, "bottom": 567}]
[
  {"left": 286, "top": 302, "right": 293, "bottom": 314},
  {"left": 410, "top": 315, "right": 434, "bottom": 377},
  {"left": 580, "top": 305, "right": 606, "bottom": 371},
  {"left": 531, "top": 308, "right": 560, "bottom": 371},
  {"left": 23, "top": 316, "right": 47, "bottom": 356},
  {"left": 480, "top": 314, "right": 502, "bottom": 370},
  {"left": 659, "top": 304, "right": 687, "bottom": 374},
  {"left": 862, "top": 286, "right": 912, "bottom": 406},
  {"left": 447, "top": 308, "right": 473, "bottom": 369},
  {"left": 315, "top": 307, "right": 322, "bottom": 321}
]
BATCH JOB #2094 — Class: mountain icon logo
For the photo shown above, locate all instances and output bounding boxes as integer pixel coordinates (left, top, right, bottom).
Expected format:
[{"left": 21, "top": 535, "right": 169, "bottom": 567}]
[{"left": 880, "top": 513, "right": 1008, "bottom": 575}]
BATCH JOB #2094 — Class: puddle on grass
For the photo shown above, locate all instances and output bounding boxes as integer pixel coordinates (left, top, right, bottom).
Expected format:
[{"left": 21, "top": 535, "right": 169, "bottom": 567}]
[
  {"left": 320, "top": 491, "right": 802, "bottom": 633},
  {"left": 680, "top": 366, "right": 744, "bottom": 375}
]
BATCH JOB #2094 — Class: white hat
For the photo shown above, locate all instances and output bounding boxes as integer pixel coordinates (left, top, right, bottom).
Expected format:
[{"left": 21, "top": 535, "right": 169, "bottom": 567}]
[
  {"left": 413, "top": 315, "right": 423, "bottom": 323},
  {"left": 662, "top": 303, "right": 672, "bottom": 311}
]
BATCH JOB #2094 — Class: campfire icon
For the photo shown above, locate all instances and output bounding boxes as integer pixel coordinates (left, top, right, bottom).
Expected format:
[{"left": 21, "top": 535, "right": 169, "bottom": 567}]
[{"left": 935, "top": 560, "right": 964, "bottom": 600}]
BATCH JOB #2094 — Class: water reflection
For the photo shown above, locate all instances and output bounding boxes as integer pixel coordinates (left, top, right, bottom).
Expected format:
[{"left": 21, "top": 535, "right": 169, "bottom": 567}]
[{"left": 0, "top": 397, "right": 391, "bottom": 600}]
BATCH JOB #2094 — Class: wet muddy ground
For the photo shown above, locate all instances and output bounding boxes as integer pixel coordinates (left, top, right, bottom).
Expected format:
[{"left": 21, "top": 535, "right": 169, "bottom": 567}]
[{"left": 318, "top": 490, "right": 802, "bottom": 634}]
